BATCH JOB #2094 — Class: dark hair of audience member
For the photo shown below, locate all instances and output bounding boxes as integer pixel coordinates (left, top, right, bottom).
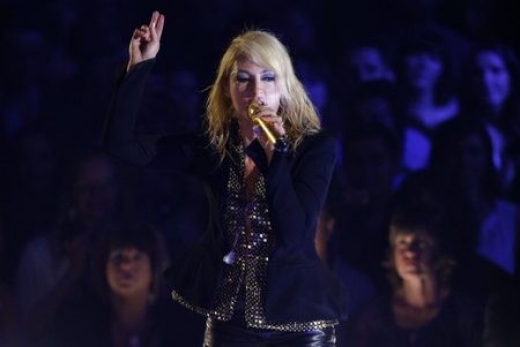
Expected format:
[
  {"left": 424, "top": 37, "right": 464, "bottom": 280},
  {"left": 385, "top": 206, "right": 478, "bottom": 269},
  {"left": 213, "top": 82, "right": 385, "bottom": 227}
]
[
  {"left": 395, "top": 34, "right": 457, "bottom": 107},
  {"left": 342, "top": 122, "right": 403, "bottom": 164},
  {"left": 345, "top": 80, "right": 401, "bottom": 132},
  {"left": 460, "top": 42, "right": 520, "bottom": 129},
  {"left": 383, "top": 204, "right": 456, "bottom": 289},
  {"left": 89, "top": 221, "right": 165, "bottom": 304},
  {"left": 51, "top": 147, "right": 121, "bottom": 244}
]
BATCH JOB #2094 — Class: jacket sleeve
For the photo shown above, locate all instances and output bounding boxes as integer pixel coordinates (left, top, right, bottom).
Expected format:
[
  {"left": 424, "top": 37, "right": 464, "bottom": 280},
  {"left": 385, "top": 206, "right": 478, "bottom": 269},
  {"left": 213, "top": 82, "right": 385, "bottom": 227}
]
[
  {"left": 102, "top": 60, "right": 210, "bottom": 174},
  {"left": 265, "top": 133, "right": 338, "bottom": 248}
]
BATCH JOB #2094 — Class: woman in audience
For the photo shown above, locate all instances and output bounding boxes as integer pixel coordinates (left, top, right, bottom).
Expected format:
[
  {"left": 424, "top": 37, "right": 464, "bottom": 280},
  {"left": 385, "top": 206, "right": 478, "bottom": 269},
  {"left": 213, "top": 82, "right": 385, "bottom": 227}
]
[
  {"left": 15, "top": 150, "right": 123, "bottom": 343},
  {"left": 394, "top": 35, "right": 460, "bottom": 172},
  {"left": 428, "top": 117, "right": 519, "bottom": 304},
  {"left": 346, "top": 203, "right": 483, "bottom": 347},
  {"left": 47, "top": 221, "right": 204, "bottom": 346},
  {"left": 459, "top": 43, "right": 520, "bottom": 192}
]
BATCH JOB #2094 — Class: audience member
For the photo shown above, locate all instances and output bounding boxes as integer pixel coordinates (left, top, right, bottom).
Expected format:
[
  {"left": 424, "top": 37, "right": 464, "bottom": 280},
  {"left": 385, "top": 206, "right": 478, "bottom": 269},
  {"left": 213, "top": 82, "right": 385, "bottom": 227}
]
[
  {"left": 316, "top": 195, "right": 376, "bottom": 313},
  {"left": 338, "top": 36, "right": 396, "bottom": 91},
  {"left": 315, "top": 195, "right": 376, "bottom": 347},
  {"left": 394, "top": 34, "right": 460, "bottom": 172},
  {"left": 2, "top": 124, "right": 61, "bottom": 263},
  {"left": 343, "top": 80, "right": 400, "bottom": 134},
  {"left": 46, "top": 221, "right": 204, "bottom": 346},
  {"left": 346, "top": 203, "right": 483, "bottom": 347},
  {"left": 459, "top": 42, "right": 520, "bottom": 190},
  {"left": 337, "top": 123, "right": 403, "bottom": 290},
  {"left": 397, "top": 117, "right": 519, "bottom": 306},
  {"left": 14, "top": 149, "right": 125, "bottom": 343}
]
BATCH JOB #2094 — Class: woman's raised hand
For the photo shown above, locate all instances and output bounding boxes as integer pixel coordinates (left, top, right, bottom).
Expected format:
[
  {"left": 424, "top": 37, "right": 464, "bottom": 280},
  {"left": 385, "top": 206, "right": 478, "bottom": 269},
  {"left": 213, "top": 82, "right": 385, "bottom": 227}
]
[{"left": 127, "top": 11, "right": 165, "bottom": 72}]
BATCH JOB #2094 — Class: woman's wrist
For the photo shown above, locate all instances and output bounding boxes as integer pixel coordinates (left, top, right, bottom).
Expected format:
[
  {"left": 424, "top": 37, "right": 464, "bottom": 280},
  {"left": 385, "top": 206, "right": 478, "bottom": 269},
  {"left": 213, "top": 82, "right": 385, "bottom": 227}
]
[{"left": 274, "top": 135, "right": 289, "bottom": 153}]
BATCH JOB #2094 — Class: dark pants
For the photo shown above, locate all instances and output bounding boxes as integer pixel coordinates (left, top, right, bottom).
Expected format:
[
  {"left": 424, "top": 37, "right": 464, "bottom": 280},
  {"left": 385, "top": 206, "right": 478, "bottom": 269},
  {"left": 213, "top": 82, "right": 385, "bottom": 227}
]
[{"left": 203, "top": 317, "right": 336, "bottom": 347}]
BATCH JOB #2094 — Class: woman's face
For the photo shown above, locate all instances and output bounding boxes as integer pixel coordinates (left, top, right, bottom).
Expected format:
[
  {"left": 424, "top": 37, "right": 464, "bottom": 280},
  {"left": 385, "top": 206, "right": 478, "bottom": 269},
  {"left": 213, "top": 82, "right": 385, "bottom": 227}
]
[
  {"left": 473, "top": 51, "right": 511, "bottom": 108},
  {"left": 404, "top": 51, "right": 443, "bottom": 91},
  {"left": 393, "top": 231, "right": 435, "bottom": 281},
  {"left": 348, "top": 47, "right": 393, "bottom": 83},
  {"left": 106, "top": 247, "right": 152, "bottom": 299},
  {"left": 227, "top": 58, "right": 282, "bottom": 121}
]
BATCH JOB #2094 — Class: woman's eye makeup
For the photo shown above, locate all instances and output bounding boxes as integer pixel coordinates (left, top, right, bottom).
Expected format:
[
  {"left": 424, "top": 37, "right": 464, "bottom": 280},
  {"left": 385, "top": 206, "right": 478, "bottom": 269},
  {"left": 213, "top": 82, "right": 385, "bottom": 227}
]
[
  {"left": 262, "top": 73, "right": 276, "bottom": 82},
  {"left": 234, "top": 71, "right": 276, "bottom": 83},
  {"left": 235, "top": 73, "right": 250, "bottom": 83}
]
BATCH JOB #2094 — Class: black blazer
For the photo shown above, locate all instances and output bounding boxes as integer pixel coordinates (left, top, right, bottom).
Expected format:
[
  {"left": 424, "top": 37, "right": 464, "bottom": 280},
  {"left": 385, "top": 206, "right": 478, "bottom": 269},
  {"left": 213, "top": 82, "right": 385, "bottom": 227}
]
[{"left": 103, "top": 60, "right": 348, "bottom": 324}]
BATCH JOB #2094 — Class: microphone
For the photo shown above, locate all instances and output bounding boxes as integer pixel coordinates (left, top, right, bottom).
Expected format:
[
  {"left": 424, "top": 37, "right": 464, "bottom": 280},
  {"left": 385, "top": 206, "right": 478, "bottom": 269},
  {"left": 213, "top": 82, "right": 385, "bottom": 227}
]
[{"left": 247, "top": 102, "right": 278, "bottom": 144}]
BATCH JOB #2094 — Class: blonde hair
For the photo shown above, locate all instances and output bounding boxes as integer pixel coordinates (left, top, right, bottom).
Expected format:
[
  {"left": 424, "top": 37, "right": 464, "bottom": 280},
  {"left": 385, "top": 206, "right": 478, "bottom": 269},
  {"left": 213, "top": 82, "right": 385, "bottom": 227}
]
[{"left": 206, "top": 30, "right": 321, "bottom": 160}]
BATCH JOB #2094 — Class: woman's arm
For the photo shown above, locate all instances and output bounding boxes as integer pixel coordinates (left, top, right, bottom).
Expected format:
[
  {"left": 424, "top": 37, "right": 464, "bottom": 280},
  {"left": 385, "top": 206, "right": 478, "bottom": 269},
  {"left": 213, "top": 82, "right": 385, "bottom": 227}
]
[
  {"left": 102, "top": 60, "right": 161, "bottom": 166},
  {"left": 264, "top": 133, "right": 338, "bottom": 247},
  {"left": 102, "top": 11, "right": 210, "bottom": 174}
]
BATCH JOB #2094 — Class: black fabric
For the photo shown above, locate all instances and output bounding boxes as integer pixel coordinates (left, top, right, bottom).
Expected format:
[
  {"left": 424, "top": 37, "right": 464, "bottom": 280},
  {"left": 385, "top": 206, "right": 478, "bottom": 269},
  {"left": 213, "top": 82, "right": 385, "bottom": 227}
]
[
  {"left": 204, "top": 317, "right": 336, "bottom": 347},
  {"left": 346, "top": 292, "right": 483, "bottom": 347}
]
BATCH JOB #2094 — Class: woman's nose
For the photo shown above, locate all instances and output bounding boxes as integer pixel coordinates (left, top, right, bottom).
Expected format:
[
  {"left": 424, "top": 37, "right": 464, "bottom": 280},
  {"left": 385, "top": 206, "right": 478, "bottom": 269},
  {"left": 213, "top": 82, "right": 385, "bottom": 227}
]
[
  {"left": 254, "top": 84, "right": 265, "bottom": 98},
  {"left": 117, "top": 257, "right": 135, "bottom": 270},
  {"left": 403, "top": 247, "right": 417, "bottom": 258}
]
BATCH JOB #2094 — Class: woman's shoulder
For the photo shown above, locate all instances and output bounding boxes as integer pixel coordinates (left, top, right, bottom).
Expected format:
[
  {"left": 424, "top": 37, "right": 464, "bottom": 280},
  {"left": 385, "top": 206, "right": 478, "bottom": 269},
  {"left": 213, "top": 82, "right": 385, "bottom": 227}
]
[{"left": 298, "top": 130, "right": 339, "bottom": 153}]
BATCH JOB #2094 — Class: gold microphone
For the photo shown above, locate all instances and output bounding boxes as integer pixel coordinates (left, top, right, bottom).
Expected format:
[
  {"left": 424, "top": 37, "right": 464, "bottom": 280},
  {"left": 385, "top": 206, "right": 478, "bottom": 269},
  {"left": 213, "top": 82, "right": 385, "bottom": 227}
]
[{"left": 247, "top": 102, "right": 278, "bottom": 144}]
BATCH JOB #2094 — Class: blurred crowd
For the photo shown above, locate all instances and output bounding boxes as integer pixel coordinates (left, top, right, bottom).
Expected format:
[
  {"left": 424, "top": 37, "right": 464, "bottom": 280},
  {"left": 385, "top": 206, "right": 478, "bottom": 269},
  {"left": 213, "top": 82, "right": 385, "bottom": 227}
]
[{"left": 0, "top": 0, "right": 519, "bottom": 346}]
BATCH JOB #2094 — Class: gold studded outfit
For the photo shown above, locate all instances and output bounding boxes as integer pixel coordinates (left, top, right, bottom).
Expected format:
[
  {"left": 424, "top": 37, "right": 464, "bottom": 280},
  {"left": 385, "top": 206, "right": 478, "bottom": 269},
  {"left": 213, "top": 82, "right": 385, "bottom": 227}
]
[{"left": 103, "top": 60, "right": 348, "bottom": 337}]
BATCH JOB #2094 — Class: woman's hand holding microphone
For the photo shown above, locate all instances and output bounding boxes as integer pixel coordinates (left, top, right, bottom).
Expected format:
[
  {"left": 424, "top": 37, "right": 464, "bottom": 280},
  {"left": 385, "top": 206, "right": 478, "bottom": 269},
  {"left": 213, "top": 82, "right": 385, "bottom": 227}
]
[{"left": 247, "top": 103, "right": 289, "bottom": 154}]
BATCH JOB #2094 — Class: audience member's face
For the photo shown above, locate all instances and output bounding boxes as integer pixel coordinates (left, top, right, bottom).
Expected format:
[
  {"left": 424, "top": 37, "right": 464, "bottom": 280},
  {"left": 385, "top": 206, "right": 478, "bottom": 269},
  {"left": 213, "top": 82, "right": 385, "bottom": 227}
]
[
  {"left": 348, "top": 47, "right": 392, "bottom": 84},
  {"left": 106, "top": 247, "right": 152, "bottom": 299},
  {"left": 393, "top": 231, "right": 435, "bottom": 280},
  {"left": 228, "top": 58, "right": 282, "bottom": 121},
  {"left": 74, "top": 157, "right": 118, "bottom": 225},
  {"left": 473, "top": 51, "right": 511, "bottom": 109},
  {"left": 404, "top": 51, "right": 443, "bottom": 91}
]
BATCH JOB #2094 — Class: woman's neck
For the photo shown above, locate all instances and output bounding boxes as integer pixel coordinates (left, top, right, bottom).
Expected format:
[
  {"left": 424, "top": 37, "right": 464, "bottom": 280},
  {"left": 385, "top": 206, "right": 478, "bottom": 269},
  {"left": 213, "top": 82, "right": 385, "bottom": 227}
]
[
  {"left": 399, "top": 276, "right": 441, "bottom": 309},
  {"left": 393, "top": 276, "right": 447, "bottom": 329},
  {"left": 111, "top": 294, "right": 150, "bottom": 331}
]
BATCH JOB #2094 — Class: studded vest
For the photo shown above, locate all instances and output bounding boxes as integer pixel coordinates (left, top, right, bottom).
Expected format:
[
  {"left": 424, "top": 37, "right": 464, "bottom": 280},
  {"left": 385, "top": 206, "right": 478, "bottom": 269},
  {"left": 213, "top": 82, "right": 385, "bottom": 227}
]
[
  {"left": 172, "top": 126, "right": 336, "bottom": 331},
  {"left": 212, "top": 129, "right": 335, "bottom": 331}
]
